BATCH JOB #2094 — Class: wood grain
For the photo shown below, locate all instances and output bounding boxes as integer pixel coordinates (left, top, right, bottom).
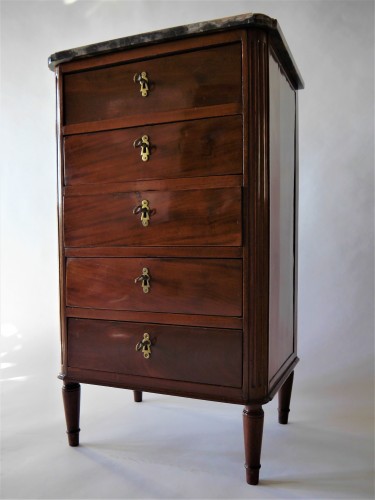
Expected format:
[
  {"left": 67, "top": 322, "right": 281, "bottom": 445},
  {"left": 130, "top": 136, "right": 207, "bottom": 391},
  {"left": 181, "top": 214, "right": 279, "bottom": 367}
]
[
  {"left": 67, "top": 318, "right": 243, "bottom": 388},
  {"left": 63, "top": 43, "right": 242, "bottom": 125},
  {"left": 268, "top": 49, "right": 296, "bottom": 384},
  {"left": 65, "top": 366, "right": 244, "bottom": 404},
  {"left": 62, "top": 382, "right": 81, "bottom": 446},
  {"left": 243, "top": 405, "right": 264, "bottom": 485},
  {"left": 64, "top": 115, "right": 243, "bottom": 185},
  {"left": 62, "top": 104, "right": 242, "bottom": 136},
  {"left": 66, "top": 257, "right": 242, "bottom": 316},
  {"left": 52, "top": 17, "right": 304, "bottom": 486},
  {"left": 63, "top": 187, "right": 242, "bottom": 247},
  {"left": 63, "top": 174, "right": 242, "bottom": 196}
]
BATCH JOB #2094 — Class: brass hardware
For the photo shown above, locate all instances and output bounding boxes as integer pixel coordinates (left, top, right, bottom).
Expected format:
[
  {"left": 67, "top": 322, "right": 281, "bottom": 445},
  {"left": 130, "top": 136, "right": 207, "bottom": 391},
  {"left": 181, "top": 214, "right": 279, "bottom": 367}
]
[
  {"left": 133, "top": 71, "right": 149, "bottom": 97},
  {"left": 133, "top": 199, "right": 151, "bottom": 227},
  {"left": 133, "top": 135, "right": 150, "bottom": 162},
  {"left": 135, "top": 332, "right": 152, "bottom": 359},
  {"left": 134, "top": 267, "right": 151, "bottom": 293}
]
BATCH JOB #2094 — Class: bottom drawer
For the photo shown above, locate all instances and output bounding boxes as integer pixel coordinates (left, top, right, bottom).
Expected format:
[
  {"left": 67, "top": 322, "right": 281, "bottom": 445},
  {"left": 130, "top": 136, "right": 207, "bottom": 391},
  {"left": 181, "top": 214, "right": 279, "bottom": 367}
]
[{"left": 68, "top": 318, "right": 242, "bottom": 388}]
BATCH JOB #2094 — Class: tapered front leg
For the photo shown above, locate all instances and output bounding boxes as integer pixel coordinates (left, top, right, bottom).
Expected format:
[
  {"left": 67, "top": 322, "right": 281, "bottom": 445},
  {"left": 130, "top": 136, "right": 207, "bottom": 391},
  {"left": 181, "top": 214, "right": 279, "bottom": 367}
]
[
  {"left": 278, "top": 371, "right": 294, "bottom": 424},
  {"left": 62, "top": 382, "right": 81, "bottom": 446},
  {"left": 243, "top": 404, "right": 264, "bottom": 485},
  {"left": 133, "top": 390, "right": 143, "bottom": 402}
]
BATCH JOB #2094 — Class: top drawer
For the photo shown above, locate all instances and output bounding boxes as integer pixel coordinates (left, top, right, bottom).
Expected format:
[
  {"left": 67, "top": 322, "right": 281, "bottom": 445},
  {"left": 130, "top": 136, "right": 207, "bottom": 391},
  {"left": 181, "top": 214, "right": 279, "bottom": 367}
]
[{"left": 63, "top": 43, "right": 242, "bottom": 125}]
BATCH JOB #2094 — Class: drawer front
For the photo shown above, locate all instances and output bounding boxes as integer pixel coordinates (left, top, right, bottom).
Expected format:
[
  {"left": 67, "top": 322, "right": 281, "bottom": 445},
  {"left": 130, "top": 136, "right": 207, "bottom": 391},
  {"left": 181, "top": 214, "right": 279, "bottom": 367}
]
[
  {"left": 63, "top": 43, "right": 242, "bottom": 125},
  {"left": 68, "top": 318, "right": 243, "bottom": 388},
  {"left": 66, "top": 258, "right": 242, "bottom": 316},
  {"left": 64, "top": 116, "right": 243, "bottom": 185},
  {"left": 64, "top": 187, "right": 241, "bottom": 247}
]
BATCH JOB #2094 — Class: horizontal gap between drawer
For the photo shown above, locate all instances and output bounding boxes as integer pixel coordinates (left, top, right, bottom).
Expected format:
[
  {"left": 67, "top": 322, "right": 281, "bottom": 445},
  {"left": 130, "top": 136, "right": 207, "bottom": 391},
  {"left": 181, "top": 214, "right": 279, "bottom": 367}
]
[
  {"left": 64, "top": 247, "right": 243, "bottom": 258},
  {"left": 65, "top": 307, "right": 243, "bottom": 329},
  {"left": 62, "top": 103, "right": 242, "bottom": 136},
  {"left": 63, "top": 174, "right": 242, "bottom": 196}
]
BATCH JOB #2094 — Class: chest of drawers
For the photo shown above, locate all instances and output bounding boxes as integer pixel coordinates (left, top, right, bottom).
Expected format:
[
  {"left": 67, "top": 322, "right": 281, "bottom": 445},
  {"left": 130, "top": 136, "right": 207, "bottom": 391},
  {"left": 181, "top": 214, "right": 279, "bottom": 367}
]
[{"left": 49, "top": 13, "right": 304, "bottom": 485}]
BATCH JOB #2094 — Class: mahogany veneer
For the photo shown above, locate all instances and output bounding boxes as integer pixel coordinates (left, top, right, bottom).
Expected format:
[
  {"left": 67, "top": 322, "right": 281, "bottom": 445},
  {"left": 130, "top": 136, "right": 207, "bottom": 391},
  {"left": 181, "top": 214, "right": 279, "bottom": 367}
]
[
  {"left": 66, "top": 257, "right": 242, "bottom": 315},
  {"left": 64, "top": 185, "right": 242, "bottom": 247},
  {"left": 64, "top": 115, "right": 243, "bottom": 184},
  {"left": 63, "top": 43, "right": 242, "bottom": 124},
  {"left": 49, "top": 13, "right": 303, "bottom": 485}
]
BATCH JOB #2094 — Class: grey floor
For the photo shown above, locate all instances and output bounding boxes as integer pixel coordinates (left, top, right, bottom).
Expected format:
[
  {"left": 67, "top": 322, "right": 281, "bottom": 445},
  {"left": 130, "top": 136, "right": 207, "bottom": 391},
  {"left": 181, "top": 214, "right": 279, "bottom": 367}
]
[{"left": 1, "top": 329, "right": 374, "bottom": 499}]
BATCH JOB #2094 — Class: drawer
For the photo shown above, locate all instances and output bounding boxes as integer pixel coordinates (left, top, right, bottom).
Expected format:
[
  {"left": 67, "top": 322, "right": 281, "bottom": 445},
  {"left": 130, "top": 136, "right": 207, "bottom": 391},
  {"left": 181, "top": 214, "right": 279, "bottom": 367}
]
[
  {"left": 63, "top": 43, "right": 242, "bottom": 125},
  {"left": 67, "top": 318, "right": 243, "bottom": 388},
  {"left": 64, "top": 116, "right": 243, "bottom": 185},
  {"left": 64, "top": 187, "right": 241, "bottom": 247},
  {"left": 66, "top": 257, "right": 242, "bottom": 317}
]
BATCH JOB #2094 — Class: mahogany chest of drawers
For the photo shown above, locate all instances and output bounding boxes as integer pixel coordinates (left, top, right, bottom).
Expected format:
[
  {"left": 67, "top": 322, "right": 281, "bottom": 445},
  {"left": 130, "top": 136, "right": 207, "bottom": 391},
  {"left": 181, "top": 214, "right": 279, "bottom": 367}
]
[{"left": 49, "top": 13, "right": 304, "bottom": 485}]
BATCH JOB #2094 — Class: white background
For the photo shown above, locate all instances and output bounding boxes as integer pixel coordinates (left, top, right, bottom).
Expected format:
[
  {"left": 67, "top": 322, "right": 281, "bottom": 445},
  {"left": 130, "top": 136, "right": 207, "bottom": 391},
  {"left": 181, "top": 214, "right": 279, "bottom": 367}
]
[{"left": 1, "top": 0, "right": 374, "bottom": 498}]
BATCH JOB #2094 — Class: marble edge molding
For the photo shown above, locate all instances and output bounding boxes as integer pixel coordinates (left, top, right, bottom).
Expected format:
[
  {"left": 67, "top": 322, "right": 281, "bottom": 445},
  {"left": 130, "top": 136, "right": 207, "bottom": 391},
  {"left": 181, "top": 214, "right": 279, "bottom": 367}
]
[{"left": 48, "top": 12, "right": 304, "bottom": 88}]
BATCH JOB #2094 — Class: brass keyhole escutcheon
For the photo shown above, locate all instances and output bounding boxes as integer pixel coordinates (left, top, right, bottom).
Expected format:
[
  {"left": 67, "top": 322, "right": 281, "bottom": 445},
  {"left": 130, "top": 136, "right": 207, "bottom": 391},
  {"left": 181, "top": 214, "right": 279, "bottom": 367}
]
[
  {"left": 133, "top": 135, "right": 150, "bottom": 162},
  {"left": 133, "top": 71, "right": 149, "bottom": 97},
  {"left": 135, "top": 332, "right": 152, "bottom": 359},
  {"left": 134, "top": 267, "right": 151, "bottom": 293},
  {"left": 133, "top": 199, "right": 152, "bottom": 227}
]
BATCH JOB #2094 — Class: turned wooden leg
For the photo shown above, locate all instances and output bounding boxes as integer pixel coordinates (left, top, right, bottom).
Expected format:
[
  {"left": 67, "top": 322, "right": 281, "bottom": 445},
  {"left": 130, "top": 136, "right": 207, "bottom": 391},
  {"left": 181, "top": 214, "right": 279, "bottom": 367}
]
[
  {"left": 278, "top": 370, "right": 294, "bottom": 424},
  {"left": 133, "top": 390, "right": 143, "bottom": 402},
  {"left": 62, "top": 382, "right": 81, "bottom": 446},
  {"left": 243, "top": 404, "right": 264, "bottom": 485}
]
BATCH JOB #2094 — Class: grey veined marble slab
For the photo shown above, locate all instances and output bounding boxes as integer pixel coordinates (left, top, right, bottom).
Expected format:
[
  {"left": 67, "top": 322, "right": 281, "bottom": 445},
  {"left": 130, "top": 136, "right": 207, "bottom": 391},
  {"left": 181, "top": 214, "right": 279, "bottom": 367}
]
[{"left": 48, "top": 13, "right": 303, "bottom": 88}]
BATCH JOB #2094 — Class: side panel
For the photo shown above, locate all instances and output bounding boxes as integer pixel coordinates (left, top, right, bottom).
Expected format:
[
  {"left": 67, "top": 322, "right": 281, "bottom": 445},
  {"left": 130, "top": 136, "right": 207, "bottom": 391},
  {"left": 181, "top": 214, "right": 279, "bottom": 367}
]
[{"left": 268, "top": 49, "right": 297, "bottom": 384}]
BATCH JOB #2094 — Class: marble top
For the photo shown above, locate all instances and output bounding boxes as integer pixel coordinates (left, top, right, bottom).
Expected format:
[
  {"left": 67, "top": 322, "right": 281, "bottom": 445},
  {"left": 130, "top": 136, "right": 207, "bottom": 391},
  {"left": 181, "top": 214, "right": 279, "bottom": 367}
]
[{"left": 48, "top": 13, "right": 303, "bottom": 88}]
